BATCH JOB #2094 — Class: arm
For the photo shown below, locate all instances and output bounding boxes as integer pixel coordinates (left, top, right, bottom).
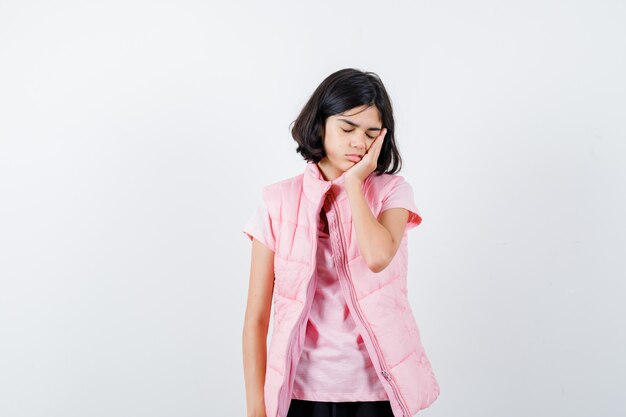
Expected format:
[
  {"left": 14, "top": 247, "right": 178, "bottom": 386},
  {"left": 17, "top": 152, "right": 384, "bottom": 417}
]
[
  {"left": 242, "top": 238, "right": 274, "bottom": 417},
  {"left": 345, "top": 177, "right": 409, "bottom": 273}
]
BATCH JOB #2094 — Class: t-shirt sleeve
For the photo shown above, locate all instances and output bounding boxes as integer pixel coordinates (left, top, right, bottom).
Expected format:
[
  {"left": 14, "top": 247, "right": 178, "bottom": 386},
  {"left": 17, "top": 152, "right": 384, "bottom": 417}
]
[
  {"left": 242, "top": 197, "right": 276, "bottom": 252},
  {"left": 380, "top": 176, "right": 423, "bottom": 231}
]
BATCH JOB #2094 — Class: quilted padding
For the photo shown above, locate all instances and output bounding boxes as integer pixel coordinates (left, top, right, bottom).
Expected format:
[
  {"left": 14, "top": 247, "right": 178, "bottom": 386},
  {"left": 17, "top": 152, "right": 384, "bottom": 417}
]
[{"left": 243, "top": 161, "right": 439, "bottom": 417}]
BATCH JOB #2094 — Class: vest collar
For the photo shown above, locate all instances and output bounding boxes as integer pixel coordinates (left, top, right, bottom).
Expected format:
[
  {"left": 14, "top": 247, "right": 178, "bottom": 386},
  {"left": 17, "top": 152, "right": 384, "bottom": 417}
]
[{"left": 302, "top": 160, "right": 350, "bottom": 204}]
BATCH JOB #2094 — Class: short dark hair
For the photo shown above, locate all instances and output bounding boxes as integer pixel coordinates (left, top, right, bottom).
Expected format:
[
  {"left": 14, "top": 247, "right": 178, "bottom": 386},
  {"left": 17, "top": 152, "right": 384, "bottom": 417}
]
[{"left": 290, "top": 68, "right": 402, "bottom": 175}]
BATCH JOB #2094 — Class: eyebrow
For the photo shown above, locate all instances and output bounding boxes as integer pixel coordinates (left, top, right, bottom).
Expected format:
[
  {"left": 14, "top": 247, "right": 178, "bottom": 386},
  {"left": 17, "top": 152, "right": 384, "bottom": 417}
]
[{"left": 337, "top": 119, "right": 382, "bottom": 131}]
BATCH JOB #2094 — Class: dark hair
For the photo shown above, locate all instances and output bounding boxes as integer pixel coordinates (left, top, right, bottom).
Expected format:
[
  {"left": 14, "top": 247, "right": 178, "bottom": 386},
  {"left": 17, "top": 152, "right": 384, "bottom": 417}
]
[{"left": 290, "top": 68, "right": 402, "bottom": 175}]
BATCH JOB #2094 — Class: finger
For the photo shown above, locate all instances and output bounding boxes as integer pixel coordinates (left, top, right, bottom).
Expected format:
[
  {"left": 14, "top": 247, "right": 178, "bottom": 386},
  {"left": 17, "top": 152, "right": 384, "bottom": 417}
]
[
  {"left": 368, "top": 129, "right": 386, "bottom": 154},
  {"left": 375, "top": 130, "right": 386, "bottom": 149},
  {"left": 371, "top": 130, "right": 385, "bottom": 149}
]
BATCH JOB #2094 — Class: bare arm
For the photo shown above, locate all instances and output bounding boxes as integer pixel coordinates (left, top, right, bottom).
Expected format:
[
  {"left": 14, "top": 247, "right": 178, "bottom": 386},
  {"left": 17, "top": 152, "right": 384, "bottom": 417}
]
[
  {"left": 345, "top": 177, "right": 409, "bottom": 273},
  {"left": 242, "top": 238, "right": 275, "bottom": 417}
]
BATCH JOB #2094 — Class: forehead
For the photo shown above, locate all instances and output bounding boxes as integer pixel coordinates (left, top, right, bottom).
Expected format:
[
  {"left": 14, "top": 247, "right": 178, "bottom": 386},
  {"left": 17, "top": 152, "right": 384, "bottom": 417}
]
[{"left": 330, "top": 104, "right": 382, "bottom": 124}]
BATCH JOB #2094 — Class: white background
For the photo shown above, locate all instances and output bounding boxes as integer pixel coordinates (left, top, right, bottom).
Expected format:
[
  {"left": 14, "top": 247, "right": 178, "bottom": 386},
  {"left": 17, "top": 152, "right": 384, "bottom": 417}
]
[{"left": 1, "top": 1, "right": 624, "bottom": 416}]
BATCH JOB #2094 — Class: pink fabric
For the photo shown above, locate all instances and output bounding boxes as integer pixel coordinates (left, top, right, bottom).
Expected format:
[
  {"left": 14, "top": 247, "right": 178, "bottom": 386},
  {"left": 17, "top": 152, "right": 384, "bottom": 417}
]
[
  {"left": 242, "top": 161, "right": 440, "bottom": 417},
  {"left": 291, "top": 206, "right": 389, "bottom": 401},
  {"left": 244, "top": 199, "right": 276, "bottom": 252}
]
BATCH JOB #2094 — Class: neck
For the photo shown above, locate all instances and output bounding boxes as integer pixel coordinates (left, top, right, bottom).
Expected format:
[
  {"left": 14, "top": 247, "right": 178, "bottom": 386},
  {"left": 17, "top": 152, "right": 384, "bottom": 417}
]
[{"left": 317, "top": 159, "right": 346, "bottom": 182}]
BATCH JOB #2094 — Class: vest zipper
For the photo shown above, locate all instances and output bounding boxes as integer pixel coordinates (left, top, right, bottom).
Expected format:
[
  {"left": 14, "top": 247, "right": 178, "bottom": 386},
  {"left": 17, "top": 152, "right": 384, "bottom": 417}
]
[{"left": 326, "top": 192, "right": 411, "bottom": 417}]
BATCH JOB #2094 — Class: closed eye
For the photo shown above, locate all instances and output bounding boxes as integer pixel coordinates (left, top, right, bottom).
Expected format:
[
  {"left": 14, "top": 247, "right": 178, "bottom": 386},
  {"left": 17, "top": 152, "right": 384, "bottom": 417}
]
[{"left": 341, "top": 128, "right": 376, "bottom": 140}]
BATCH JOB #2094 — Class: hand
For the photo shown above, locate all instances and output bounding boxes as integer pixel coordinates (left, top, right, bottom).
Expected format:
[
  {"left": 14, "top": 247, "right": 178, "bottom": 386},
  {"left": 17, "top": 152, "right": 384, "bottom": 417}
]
[{"left": 345, "top": 128, "right": 387, "bottom": 184}]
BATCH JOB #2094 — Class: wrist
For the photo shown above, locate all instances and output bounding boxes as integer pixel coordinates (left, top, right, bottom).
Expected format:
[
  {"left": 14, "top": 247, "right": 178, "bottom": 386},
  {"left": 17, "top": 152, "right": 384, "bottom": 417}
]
[
  {"left": 345, "top": 176, "right": 363, "bottom": 188},
  {"left": 247, "top": 404, "right": 266, "bottom": 417}
]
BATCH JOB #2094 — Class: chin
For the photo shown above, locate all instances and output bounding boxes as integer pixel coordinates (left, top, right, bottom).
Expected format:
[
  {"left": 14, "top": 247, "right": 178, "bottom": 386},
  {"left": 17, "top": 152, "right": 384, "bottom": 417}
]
[{"left": 339, "top": 161, "right": 352, "bottom": 170}]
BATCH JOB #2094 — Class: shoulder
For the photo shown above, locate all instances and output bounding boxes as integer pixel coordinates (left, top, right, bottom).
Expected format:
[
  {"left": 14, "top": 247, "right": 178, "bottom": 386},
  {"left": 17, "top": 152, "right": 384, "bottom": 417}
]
[
  {"left": 261, "top": 173, "right": 303, "bottom": 197},
  {"left": 258, "top": 172, "right": 304, "bottom": 215},
  {"left": 365, "top": 172, "right": 412, "bottom": 197},
  {"left": 369, "top": 172, "right": 422, "bottom": 228}
]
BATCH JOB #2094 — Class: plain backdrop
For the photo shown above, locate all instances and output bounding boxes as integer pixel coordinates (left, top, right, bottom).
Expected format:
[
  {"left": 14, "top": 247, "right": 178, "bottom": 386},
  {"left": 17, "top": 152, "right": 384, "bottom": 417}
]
[{"left": 0, "top": 1, "right": 624, "bottom": 416}]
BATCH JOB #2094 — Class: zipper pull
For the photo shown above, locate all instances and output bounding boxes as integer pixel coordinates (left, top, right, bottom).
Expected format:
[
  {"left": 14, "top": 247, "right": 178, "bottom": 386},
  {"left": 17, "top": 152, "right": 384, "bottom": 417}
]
[{"left": 381, "top": 371, "right": 407, "bottom": 417}]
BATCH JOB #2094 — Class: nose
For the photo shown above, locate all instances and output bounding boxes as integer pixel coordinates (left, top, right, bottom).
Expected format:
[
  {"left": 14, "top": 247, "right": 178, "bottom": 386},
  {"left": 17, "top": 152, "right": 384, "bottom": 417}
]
[{"left": 350, "top": 131, "right": 368, "bottom": 151}]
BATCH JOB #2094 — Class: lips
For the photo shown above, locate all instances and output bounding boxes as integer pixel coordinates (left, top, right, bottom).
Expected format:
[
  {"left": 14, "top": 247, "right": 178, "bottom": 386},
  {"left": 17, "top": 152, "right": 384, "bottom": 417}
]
[{"left": 346, "top": 154, "right": 362, "bottom": 162}]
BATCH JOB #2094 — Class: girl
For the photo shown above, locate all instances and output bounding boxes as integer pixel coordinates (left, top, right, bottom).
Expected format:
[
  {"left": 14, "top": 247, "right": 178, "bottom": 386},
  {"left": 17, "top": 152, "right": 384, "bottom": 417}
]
[{"left": 242, "top": 68, "right": 439, "bottom": 417}]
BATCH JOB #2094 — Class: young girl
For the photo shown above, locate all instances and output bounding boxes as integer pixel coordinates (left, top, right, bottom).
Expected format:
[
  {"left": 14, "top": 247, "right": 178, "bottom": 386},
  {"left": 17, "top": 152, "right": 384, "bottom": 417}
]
[{"left": 242, "top": 68, "right": 440, "bottom": 417}]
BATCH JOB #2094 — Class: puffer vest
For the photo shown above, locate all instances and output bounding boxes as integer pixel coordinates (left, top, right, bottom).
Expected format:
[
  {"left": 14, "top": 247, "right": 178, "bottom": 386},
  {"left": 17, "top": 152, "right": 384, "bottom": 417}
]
[{"left": 259, "top": 161, "right": 439, "bottom": 417}]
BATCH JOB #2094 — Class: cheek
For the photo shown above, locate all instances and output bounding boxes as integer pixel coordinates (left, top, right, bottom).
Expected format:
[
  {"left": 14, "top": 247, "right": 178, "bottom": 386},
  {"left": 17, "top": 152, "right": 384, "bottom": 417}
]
[{"left": 324, "top": 133, "right": 344, "bottom": 151}]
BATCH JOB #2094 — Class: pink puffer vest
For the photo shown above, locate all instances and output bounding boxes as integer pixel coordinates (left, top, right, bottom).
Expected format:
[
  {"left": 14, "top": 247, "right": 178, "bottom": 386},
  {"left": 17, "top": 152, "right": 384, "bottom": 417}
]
[{"left": 244, "top": 161, "right": 440, "bottom": 417}]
